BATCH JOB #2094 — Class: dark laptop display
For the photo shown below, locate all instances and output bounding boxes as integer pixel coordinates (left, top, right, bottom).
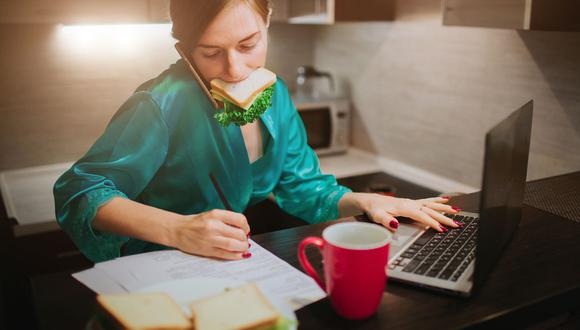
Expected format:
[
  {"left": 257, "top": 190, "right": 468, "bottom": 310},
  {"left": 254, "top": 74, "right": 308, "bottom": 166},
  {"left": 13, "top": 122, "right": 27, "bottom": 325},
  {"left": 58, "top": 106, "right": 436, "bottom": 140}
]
[
  {"left": 474, "top": 101, "right": 533, "bottom": 292},
  {"left": 387, "top": 100, "right": 534, "bottom": 297}
]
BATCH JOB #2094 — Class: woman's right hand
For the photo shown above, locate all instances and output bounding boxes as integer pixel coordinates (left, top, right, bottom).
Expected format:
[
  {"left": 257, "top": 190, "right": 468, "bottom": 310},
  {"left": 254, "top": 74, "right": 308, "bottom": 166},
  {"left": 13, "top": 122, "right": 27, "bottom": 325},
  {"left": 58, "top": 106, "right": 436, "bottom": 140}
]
[{"left": 169, "top": 209, "right": 251, "bottom": 260}]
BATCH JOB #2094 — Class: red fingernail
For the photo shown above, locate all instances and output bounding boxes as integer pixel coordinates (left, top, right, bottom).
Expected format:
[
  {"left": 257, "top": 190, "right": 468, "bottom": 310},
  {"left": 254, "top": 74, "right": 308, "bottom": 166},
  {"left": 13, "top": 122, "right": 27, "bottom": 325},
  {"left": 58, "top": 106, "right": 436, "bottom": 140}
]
[
  {"left": 453, "top": 220, "right": 463, "bottom": 227},
  {"left": 439, "top": 225, "right": 448, "bottom": 232},
  {"left": 247, "top": 232, "right": 251, "bottom": 238},
  {"left": 248, "top": 242, "right": 252, "bottom": 248},
  {"left": 242, "top": 252, "right": 252, "bottom": 258},
  {"left": 389, "top": 220, "right": 399, "bottom": 229},
  {"left": 442, "top": 195, "right": 451, "bottom": 199},
  {"left": 452, "top": 206, "right": 461, "bottom": 212}
]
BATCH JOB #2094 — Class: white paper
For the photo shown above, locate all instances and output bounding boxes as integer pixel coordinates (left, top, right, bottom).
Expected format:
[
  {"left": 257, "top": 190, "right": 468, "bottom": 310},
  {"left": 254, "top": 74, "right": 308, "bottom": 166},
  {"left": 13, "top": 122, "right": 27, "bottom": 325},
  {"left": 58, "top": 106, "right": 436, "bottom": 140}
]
[
  {"left": 72, "top": 268, "right": 127, "bottom": 294},
  {"left": 75, "top": 239, "right": 325, "bottom": 310}
]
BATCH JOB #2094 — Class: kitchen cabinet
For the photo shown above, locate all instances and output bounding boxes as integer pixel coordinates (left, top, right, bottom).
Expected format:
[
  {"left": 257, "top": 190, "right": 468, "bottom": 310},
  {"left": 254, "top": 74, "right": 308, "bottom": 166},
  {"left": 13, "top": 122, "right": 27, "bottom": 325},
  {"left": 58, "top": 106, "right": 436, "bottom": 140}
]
[
  {"left": 442, "top": 0, "right": 580, "bottom": 31},
  {"left": 0, "top": 0, "right": 169, "bottom": 24},
  {"left": 0, "top": 0, "right": 394, "bottom": 25},
  {"left": 272, "top": 0, "right": 394, "bottom": 24}
]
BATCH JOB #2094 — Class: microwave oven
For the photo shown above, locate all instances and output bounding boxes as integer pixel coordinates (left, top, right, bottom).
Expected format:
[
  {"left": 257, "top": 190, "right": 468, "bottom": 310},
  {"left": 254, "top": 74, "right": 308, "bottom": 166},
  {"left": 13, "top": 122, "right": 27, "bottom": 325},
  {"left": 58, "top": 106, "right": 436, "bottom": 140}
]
[{"left": 294, "top": 99, "right": 351, "bottom": 156}]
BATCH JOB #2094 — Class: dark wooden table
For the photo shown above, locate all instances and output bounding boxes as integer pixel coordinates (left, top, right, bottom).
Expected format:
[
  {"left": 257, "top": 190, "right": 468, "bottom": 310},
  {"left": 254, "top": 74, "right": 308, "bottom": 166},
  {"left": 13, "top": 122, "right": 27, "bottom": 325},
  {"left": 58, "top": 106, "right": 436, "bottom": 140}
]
[
  {"left": 0, "top": 170, "right": 438, "bottom": 329},
  {"left": 14, "top": 183, "right": 580, "bottom": 329},
  {"left": 291, "top": 193, "right": 580, "bottom": 329}
]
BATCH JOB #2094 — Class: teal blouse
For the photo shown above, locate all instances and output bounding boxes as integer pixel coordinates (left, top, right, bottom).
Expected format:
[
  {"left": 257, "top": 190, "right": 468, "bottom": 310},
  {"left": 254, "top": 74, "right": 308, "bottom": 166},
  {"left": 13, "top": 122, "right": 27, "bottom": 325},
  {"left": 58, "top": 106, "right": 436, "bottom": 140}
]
[{"left": 53, "top": 60, "right": 351, "bottom": 263}]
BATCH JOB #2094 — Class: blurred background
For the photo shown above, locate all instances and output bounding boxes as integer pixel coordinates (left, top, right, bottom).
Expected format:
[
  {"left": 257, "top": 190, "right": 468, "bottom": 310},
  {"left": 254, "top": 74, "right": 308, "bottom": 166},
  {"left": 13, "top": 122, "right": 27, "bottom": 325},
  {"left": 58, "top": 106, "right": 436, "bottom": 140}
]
[
  {"left": 0, "top": 1, "right": 579, "bottom": 329},
  {"left": 0, "top": 0, "right": 579, "bottom": 187}
]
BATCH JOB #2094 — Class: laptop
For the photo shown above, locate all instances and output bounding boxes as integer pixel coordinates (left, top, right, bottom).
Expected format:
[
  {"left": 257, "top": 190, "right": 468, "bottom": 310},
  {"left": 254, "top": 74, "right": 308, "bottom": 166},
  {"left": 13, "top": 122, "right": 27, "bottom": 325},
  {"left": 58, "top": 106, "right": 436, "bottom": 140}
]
[{"left": 384, "top": 100, "right": 533, "bottom": 297}]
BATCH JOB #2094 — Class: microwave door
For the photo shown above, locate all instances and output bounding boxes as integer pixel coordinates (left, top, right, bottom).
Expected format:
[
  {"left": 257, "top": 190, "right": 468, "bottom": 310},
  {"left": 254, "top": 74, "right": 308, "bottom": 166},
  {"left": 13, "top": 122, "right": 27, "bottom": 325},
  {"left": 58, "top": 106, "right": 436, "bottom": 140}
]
[{"left": 298, "top": 107, "right": 332, "bottom": 153}]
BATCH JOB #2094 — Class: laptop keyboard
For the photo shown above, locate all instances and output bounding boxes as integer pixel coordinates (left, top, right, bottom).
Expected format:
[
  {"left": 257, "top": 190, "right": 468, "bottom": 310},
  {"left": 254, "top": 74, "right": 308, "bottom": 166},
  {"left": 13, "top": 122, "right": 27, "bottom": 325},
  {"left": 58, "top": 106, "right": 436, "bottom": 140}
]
[{"left": 390, "top": 214, "right": 478, "bottom": 282}]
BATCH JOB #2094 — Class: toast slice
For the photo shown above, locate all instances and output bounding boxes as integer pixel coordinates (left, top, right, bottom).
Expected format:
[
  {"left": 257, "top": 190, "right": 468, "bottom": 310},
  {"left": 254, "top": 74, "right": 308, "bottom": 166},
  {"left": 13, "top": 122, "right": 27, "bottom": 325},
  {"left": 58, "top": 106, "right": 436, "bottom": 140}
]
[
  {"left": 189, "top": 283, "right": 280, "bottom": 330},
  {"left": 210, "top": 68, "right": 276, "bottom": 110},
  {"left": 96, "top": 293, "right": 191, "bottom": 330},
  {"left": 210, "top": 89, "right": 261, "bottom": 110}
]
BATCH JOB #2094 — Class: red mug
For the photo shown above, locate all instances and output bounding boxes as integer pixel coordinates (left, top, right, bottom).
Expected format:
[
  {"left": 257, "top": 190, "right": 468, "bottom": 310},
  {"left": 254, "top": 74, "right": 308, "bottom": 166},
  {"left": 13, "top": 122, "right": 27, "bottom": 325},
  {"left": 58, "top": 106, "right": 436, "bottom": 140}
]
[{"left": 298, "top": 222, "right": 392, "bottom": 320}]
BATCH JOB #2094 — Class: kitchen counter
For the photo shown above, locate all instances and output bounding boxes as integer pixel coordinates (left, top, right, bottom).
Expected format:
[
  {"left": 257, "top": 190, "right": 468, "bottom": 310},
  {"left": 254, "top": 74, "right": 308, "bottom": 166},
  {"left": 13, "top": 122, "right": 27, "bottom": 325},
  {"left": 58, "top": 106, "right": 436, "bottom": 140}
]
[
  {"left": 318, "top": 148, "right": 381, "bottom": 178},
  {"left": 0, "top": 147, "right": 471, "bottom": 234},
  {"left": 319, "top": 148, "right": 477, "bottom": 193}
]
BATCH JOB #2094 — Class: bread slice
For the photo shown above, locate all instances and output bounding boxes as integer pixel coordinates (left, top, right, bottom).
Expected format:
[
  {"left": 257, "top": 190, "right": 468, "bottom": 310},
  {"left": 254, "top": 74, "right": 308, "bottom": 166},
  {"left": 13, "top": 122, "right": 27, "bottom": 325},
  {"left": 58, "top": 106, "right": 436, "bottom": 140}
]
[
  {"left": 96, "top": 293, "right": 191, "bottom": 330},
  {"left": 210, "top": 68, "right": 276, "bottom": 110},
  {"left": 210, "top": 89, "right": 262, "bottom": 111},
  {"left": 189, "top": 284, "right": 280, "bottom": 330}
]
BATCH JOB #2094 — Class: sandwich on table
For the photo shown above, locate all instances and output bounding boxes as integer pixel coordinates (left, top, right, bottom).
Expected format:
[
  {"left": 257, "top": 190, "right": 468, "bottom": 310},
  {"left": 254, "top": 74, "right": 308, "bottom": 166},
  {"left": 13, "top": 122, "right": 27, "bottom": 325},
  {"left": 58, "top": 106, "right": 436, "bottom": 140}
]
[{"left": 95, "top": 283, "right": 295, "bottom": 330}]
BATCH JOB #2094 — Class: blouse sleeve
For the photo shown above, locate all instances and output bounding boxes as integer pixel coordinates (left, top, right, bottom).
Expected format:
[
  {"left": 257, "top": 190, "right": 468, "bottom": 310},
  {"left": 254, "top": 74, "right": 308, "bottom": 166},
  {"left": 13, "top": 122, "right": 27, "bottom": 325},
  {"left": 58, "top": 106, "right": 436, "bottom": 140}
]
[
  {"left": 273, "top": 104, "right": 352, "bottom": 224},
  {"left": 53, "top": 92, "right": 169, "bottom": 262}
]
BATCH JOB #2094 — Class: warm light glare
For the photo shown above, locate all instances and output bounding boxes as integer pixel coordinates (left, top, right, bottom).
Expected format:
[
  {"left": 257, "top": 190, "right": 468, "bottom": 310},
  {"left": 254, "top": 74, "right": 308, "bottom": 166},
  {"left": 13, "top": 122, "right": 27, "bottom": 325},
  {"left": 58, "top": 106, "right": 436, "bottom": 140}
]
[{"left": 57, "top": 23, "right": 172, "bottom": 55}]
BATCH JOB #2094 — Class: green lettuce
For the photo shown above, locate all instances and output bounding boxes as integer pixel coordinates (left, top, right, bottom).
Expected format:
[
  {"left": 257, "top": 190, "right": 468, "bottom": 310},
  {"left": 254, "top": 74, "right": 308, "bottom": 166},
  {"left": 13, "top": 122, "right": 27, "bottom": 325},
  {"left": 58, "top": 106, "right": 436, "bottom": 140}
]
[
  {"left": 265, "top": 316, "right": 298, "bottom": 330},
  {"left": 214, "top": 83, "right": 275, "bottom": 127}
]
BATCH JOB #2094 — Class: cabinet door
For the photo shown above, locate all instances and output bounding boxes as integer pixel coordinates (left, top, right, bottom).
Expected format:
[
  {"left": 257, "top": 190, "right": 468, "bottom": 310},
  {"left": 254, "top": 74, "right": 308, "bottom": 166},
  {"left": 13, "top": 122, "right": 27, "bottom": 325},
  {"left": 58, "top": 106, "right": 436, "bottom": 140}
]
[
  {"left": 335, "top": 0, "right": 394, "bottom": 22},
  {"left": 528, "top": 0, "right": 580, "bottom": 31},
  {"left": 286, "top": 0, "right": 393, "bottom": 24},
  {"left": 442, "top": 0, "right": 530, "bottom": 29},
  {"left": 0, "top": 0, "right": 150, "bottom": 24},
  {"left": 288, "top": 0, "right": 332, "bottom": 24},
  {"left": 289, "top": 0, "right": 327, "bottom": 17}
]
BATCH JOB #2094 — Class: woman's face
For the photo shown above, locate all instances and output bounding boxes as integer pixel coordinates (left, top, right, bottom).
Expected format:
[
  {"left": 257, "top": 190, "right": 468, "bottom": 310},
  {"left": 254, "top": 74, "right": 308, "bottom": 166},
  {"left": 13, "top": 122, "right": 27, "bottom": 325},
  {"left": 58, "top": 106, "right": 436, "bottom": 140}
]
[{"left": 191, "top": 1, "right": 269, "bottom": 84}]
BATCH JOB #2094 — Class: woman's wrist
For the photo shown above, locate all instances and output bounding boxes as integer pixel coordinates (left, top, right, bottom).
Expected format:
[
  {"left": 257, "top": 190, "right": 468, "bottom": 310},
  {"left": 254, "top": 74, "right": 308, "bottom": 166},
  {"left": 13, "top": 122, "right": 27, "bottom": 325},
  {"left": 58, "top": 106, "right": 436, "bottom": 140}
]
[
  {"left": 94, "top": 197, "right": 191, "bottom": 249},
  {"left": 338, "top": 192, "right": 366, "bottom": 218},
  {"left": 163, "top": 214, "right": 191, "bottom": 249}
]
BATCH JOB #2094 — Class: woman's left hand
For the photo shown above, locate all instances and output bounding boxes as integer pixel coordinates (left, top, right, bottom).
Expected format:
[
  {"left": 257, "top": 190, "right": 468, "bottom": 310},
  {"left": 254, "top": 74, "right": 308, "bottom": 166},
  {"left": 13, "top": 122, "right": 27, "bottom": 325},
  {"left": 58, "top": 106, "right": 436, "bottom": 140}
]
[{"left": 346, "top": 192, "right": 462, "bottom": 232}]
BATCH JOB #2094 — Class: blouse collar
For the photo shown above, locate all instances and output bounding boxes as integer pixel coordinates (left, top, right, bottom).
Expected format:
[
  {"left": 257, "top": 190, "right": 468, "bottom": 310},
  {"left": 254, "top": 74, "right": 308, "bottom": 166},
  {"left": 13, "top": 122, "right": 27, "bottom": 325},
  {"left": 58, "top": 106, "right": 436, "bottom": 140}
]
[{"left": 259, "top": 105, "right": 277, "bottom": 141}]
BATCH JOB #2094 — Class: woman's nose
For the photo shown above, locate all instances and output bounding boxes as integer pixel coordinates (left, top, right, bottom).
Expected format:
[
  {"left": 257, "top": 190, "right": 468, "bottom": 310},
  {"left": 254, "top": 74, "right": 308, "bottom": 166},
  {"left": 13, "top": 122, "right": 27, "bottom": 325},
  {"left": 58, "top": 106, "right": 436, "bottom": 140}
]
[{"left": 224, "top": 51, "right": 247, "bottom": 83}]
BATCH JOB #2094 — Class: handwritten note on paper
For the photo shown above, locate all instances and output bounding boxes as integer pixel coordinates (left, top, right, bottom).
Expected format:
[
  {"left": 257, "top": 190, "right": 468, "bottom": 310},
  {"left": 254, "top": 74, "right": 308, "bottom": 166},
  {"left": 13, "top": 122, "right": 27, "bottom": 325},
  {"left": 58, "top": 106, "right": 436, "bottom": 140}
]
[{"left": 79, "top": 239, "right": 325, "bottom": 310}]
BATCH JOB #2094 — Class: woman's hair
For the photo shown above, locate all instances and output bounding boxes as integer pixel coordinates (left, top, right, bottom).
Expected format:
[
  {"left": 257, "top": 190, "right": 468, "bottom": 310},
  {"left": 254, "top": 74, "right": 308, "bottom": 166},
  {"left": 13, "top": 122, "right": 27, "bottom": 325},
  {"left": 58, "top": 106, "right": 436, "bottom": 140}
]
[{"left": 170, "top": 0, "right": 271, "bottom": 52}]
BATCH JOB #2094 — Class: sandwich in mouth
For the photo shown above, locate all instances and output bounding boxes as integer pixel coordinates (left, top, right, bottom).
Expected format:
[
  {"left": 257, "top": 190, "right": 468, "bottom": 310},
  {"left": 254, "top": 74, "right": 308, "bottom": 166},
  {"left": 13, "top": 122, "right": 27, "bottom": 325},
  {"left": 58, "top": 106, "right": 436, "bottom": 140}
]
[{"left": 210, "top": 67, "right": 277, "bottom": 127}]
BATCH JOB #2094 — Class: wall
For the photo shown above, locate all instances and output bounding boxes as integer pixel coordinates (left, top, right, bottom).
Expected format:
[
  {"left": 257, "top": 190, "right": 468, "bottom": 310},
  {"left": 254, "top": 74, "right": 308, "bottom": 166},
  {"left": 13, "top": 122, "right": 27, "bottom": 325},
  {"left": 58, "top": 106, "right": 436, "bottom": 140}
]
[
  {"left": 2, "top": 2, "right": 579, "bottom": 188},
  {"left": 0, "top": 22, "right": 314, "bottom": 171},
  {"left": 313, "top": 0, "right": 580, "bottom": 187}
]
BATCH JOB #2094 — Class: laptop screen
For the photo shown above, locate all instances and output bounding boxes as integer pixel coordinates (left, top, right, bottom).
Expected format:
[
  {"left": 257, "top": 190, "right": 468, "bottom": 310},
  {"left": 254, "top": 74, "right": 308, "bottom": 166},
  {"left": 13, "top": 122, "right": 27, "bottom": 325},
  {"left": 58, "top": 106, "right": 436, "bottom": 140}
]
[{"left": 474, "top": 101, "right": 533, "bottom": 292}]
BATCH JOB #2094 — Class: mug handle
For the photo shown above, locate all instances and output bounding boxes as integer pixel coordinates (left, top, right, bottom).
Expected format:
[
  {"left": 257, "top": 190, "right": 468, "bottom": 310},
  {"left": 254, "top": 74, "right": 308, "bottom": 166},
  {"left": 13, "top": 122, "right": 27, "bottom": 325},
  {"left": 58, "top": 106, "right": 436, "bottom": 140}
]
[{"left": 298, "top": 236, "right": 326, "bottom": 291}]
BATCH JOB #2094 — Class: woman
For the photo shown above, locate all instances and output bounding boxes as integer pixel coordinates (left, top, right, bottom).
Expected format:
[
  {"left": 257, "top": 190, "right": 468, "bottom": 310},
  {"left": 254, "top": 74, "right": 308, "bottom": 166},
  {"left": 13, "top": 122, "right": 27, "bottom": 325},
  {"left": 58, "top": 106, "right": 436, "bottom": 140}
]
[{"left": 54, "top": 0, "right": 461, "bottom": 263}]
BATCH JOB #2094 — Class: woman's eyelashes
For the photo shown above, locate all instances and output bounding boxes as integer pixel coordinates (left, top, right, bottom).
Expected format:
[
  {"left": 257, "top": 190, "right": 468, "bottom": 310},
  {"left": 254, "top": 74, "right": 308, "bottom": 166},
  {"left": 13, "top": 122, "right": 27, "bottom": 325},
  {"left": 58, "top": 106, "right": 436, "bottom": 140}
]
[
  {"left": 201, "top": 44, "right": 256, "bottom": 58},
  {"left": 239, "top": 43, "right": 257, "bottom": 51},
  {"left": 202, "top": 50, "right": 221, "bottom": 58}
]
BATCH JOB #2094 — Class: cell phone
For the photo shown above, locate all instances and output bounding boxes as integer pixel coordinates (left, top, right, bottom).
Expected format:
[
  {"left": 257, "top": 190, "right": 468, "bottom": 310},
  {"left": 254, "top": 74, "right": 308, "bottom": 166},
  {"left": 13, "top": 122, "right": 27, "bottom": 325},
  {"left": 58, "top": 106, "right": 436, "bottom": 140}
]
[{"left": 174, "top": 42, "right": 219, "bottom": 109}]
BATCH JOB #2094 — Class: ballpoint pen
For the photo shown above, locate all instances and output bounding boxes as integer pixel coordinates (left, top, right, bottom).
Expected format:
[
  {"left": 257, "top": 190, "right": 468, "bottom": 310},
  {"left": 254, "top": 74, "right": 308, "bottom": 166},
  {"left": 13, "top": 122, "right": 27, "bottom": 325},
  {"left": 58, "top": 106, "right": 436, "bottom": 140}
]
[
  {"left": 209, "top": 172, "right": 232, "bottom": 211},
  {"left": 209, "top": 173, "right": 252, "bottom": 257}
]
